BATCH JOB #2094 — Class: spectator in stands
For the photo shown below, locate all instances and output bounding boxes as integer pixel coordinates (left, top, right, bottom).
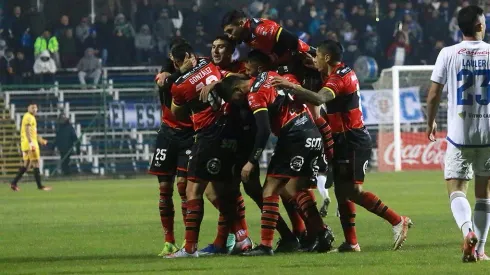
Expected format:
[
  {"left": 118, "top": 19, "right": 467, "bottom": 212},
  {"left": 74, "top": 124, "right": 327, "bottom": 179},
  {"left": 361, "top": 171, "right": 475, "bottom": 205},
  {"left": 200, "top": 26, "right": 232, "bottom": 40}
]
[
  {"left": 111, "top": 29, "right": 131, "bottom": 66},
  {"left": 360, "top": 25, "right": 382, "bottom": 62},
  {"left": 9, "top": 6, "right": 26, "bottom": 50},
  {"left": 0, "top": 7, "right": 6, "bottom": 32},
  {"left": 135, "top": 0, "right": 154, "bottom": 32},
  {"left": 308, "top": 14, "right": 326, "bottom": 36},
  {"left": 135, "top": 24, "right": 154, "bottom": 64},
  {"left": 386, "top": 31, "right": 411, "bottom": 66},
  {"left": 59, "top": 28, "right": 78, "bottom": 68},
  {"left": 75, "top": 16, "right": 91, "bottom": 45},
  {"left": 260, "top": 2, "right": 279, "bottom": 20},
  {"left": 166, "top": 0, "right": 184, "bottom": 30},
  {"left": 13, "top": 51, "right": 32, "bottom": 84},
  {"left": 34, "top": 29, "right": 60, "bottom": 67},
  {"left": 328, "top": 8, "right": 346, "bottom": 35},
  {"left": 154, "top": 9, "right": 173, "bottom": 56},
  {"left": 83, "top": 29, "right": 102, "bottom": 57},
  {"left": 311, "top": 21, "right": 328, "bottom": 46},
  {"left": 379, "top": 9, "right": 398, "bottom": 52},
  {"left": 77, "top": 48, "right": 102, "bottom": 89},
  {"left": 424, "top": 9, "right": 449, "bottom": 48},
  {"left": 350, "top": 5, "right": 371, "bottom": 37},
  {"left": 33, "top": 49, "right": 57, "bottom": 86},
  {"left": 428, "top": 40, "right": 445, "bottom": 65},
  {"left": 281, "top": 4, "right": 296, "bottom": 22},
  {"left": 183, "top": 3, "right": 203, "bottom": 35},
  {"left": 439, "top": 1, "right": 451, "bottom": 22},
  {"left": 340, "top": 22, "right": 357, "bottom": 45},
  {"left": 95, "top": 14, "right": 112, "bottom": 66},
  {"left": 54, "top": 15, "right": 72, "bottom": 38},
  {"left": 25, "top": 7, "right": 45, "bottom": 38},
  {"left": 0, "top": 38, "right": 6, "bottom": 58},
  {"left": 20, "top": 28, "right": 33, "bottom": 61},
  {"left": 114, "top": 13, "right": 135, "bottom": 39},
  {"left": 54, "top": 114, "right": 79, "bottom": 176},
  {"left": 403, "top": 14, "right": 423, "bottom": 45},
  {"left": 449, "top": 7, "right": 462, "bottom": 43},
  {"left": 0, "top": 48, "right": 15, "bottom": 84},
  {"left": 191, "top": 21, "right": 211, "bottom": 56}
]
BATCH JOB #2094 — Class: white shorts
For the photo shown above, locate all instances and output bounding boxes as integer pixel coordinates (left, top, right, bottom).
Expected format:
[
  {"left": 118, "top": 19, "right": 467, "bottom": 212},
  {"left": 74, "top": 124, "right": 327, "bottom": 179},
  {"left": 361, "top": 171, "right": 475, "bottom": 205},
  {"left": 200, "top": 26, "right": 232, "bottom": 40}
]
[{"left": 444, "top": 142, "right": 490, "bottom": 180}]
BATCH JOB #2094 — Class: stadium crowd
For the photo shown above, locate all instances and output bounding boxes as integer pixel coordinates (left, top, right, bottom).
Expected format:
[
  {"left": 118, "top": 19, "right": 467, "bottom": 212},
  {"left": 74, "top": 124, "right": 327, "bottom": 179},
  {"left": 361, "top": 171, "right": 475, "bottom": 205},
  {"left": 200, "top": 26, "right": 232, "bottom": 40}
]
[{"left": 0, "top": 0, "right": 482, "bottom": 85}]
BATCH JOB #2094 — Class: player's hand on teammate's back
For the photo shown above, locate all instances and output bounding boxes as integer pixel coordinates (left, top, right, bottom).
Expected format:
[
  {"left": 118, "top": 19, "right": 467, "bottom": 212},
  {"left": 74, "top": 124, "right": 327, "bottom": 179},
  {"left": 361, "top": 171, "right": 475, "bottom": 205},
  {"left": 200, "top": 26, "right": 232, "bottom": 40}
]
[
  {"left": 271, "top": 76, "right": 295, "bottom": 89},
  {"left": 199, "top": 82, "right": 219, "bottom": 102},
  {"left": 427, "top": 121, "right": 437, "bottom": 142},
  {"left": 241, "top": 162, "right": 254, "bottom": 183},
  {"left": 155, "top": 72, "right": 170, "bottom": 87}
]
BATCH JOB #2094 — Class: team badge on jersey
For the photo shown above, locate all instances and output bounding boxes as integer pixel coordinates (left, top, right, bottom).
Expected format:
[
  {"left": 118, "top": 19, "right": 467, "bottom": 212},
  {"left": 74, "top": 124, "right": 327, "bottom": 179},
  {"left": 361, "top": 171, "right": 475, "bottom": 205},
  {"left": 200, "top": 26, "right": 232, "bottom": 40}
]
[
  {"left": 206, "top": 158, "right": 222, "bottom": 175},
  {"left": 290, "top": 156, "right": 305, "bottom": 172}
]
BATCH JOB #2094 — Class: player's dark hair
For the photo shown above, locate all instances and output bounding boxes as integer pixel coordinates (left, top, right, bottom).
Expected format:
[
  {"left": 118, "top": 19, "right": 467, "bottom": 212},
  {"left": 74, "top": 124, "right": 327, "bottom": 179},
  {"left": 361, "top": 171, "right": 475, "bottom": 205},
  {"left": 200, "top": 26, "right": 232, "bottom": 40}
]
[
  {"left": 214, "top": 75, "right": 250, "bottom": 102},
  {"left": 169, "top": 37, "right": 188, "bottom": 51},
  {"left": 170, "top": 42, "right": 194, "bottom": 62},
  {"left": 317, "top": 40, "right": 344, "bottom": 62},
  {"left": 221, "top": 10, "right": 247, "bottom": 28},
  {"left": 247, "top": 50, "right": 271, "bottom": 66},
  {"left": 214, "top": 35, "right": 237, "bottom": 51},
  {"left": 458, "top": 5, "right": 484, "bottom": 37}
]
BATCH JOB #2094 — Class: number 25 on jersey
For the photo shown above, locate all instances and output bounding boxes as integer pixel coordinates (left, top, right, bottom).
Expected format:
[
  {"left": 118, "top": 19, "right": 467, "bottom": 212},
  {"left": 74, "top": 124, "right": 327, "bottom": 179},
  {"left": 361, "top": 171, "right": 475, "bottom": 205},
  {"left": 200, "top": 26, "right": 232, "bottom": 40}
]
[{"left": 457, "top": 69, "right": 490, "bottom": 105}]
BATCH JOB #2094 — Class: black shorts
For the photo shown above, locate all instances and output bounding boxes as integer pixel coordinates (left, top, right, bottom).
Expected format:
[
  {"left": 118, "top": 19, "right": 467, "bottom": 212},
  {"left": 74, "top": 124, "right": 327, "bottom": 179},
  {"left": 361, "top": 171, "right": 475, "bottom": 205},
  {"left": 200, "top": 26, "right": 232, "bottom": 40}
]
[
  {"left": 268, "top": 116, "right": 322, "bottom": 179},
  {"left": 148, "top": 123, "right": 194, "bottom": 181},
  {"left": 187, "top": 118, "right": 239, "bottom": 182},
  {"left": 332, "top": 144, "right": 371, "bottom": 185}
]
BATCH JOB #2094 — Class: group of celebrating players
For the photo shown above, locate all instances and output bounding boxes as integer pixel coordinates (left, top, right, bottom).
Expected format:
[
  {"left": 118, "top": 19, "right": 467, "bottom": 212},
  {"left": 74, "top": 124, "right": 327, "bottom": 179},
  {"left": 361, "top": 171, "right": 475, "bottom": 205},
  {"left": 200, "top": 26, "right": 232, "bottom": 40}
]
[{"left": 148, "top": 9, "right": 412, "bottom": 259}]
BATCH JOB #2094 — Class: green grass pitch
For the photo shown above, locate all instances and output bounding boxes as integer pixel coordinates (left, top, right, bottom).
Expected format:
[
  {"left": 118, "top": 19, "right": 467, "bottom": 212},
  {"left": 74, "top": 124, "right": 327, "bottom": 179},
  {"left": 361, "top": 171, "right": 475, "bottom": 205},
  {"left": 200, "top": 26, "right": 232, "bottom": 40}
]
[{"left": 1, "top": 171, "right": 488, "bottom": 275}]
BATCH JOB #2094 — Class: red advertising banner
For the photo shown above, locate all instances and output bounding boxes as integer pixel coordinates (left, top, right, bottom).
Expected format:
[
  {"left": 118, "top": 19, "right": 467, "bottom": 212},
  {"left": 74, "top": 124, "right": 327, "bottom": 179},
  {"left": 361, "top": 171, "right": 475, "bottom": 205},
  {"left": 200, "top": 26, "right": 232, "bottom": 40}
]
[{"left": 377, "top": 132, "right": 447, "bottom": 171}]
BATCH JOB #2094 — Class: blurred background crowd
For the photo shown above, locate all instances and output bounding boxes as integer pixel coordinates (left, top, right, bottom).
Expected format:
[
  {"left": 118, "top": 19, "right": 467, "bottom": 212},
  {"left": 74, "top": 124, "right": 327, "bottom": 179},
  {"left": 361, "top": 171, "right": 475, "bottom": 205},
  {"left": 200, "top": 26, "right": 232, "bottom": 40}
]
[{"left": 0, "top": 0, "right": 489, "bottom": 85}]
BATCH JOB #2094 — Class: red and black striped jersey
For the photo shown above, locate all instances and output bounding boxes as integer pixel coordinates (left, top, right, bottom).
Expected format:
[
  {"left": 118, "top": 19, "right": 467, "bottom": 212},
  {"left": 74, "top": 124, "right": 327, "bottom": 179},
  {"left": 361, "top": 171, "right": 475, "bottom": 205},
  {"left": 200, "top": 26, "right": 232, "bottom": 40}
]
[
  {"left": 171, "top": 58, "right": 223, "bottom": 131},
  {"left": 247, "top": 71, "right": 308, "bottom": 136},
  {"left": 322, "top": 63, "right": 371, "bottom": 147},
  {"left": 161, "top": 105, "right": 193, "bottom": 129},
  {"left": 243, "top": 18, "right": 311, "bottom": 64}
]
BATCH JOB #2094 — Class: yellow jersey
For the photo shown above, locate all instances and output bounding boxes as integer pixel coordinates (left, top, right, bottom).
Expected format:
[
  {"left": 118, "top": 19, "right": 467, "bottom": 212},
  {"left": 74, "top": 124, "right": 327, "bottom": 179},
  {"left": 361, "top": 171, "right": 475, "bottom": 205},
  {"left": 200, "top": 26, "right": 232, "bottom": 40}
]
[{"left": 20, "top": 112, "right": 38, "bottom": 151}]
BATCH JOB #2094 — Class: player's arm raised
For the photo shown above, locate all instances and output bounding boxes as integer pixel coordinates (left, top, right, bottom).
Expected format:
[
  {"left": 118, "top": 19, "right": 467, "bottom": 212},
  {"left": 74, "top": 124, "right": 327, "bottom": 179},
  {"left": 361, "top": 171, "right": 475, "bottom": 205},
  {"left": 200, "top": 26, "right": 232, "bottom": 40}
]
[{"left": 271, "top": 76, "right": 335, "bottom": 106}]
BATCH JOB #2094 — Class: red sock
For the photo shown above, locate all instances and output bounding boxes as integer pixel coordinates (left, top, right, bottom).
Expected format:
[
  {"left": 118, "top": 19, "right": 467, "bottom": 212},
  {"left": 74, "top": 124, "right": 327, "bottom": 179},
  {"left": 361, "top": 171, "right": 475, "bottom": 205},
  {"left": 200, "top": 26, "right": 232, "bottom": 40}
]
[
  {"left": 261, "top": 195, "right": 280, "bottom": 247},
  {"left": 314, "top": 116, "right": 334, "bottom": 161},
  {"left": 211, "top": 199, "right": 228, "bottom": 248},
  {"left": 159, "top": 186, "right": 175, "bottom": 243},
  {"left": 176, "top": 181, "right": 187, "bottom": 225},
  {"left": 294, "top": 190, "right": 325, "bottom": 236},
  {"left": 184, "top": 199, "right": 204, "bottom": 253},
  {"left": 358, "top": 191, "right": 402, "bottom": 226},
  {"left": 282, "top": 198, "right": 306, "bottom": 237},
  {"left": 232, "top": 194, "right": 249, "bottom": 242},
  {"left": 338, "top": 199, "right": 358, "bottom": 245}
]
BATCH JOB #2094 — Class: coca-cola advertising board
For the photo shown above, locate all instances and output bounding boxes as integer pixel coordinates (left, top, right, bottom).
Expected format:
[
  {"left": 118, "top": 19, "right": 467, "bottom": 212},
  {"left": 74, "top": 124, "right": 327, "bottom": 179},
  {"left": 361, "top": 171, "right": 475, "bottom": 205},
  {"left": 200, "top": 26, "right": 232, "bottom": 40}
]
[{"left": 377, "top": 132, "right": 447, "bottom": 171}]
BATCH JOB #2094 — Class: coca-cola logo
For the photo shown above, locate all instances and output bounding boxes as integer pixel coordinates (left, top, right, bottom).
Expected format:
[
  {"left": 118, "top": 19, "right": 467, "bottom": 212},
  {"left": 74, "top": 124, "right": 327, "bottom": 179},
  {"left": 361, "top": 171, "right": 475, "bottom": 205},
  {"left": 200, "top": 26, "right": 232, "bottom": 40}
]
[
  {"left": 457, "top": 48, "right": 490, "bottom": 56},
  {"left": 383, "top": 139, "right": 446, "bottom": 166}
]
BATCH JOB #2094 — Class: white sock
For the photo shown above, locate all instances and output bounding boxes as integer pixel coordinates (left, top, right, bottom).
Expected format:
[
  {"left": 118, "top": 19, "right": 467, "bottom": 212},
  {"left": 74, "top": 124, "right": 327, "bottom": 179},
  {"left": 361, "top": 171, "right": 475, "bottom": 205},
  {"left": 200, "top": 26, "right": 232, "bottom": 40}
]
[
  {"left": 474, "top": 198, "right": 490, "bottom": 255},
  {"left": 449, "top": 191, "right": 473, "bottom": 238},
  {"left": 316, "top": 175, "right": 329, "bottom": 200}
]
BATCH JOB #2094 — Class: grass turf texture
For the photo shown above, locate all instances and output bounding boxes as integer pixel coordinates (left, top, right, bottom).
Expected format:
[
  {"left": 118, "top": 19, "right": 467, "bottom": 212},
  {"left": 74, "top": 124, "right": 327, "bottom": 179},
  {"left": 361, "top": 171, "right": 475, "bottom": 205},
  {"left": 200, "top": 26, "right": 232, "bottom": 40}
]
[{"left": 1, "top": 171, "right": 488, "bottom": 275}]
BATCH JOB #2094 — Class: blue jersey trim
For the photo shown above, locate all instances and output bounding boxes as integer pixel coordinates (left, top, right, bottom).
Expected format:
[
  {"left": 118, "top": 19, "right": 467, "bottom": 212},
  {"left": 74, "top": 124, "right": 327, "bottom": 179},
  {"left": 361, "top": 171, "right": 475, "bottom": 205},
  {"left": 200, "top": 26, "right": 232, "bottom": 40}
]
[{"left": 446, "top": 136, "right": 490, "bottom": 148}]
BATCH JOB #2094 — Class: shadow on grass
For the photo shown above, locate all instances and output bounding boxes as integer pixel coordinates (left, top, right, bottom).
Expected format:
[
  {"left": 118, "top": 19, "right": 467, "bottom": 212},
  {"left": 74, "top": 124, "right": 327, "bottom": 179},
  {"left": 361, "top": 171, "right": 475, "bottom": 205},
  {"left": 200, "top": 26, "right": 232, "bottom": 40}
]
[{"left": 0, "top": 253, "right": 157, "bottom": 264}]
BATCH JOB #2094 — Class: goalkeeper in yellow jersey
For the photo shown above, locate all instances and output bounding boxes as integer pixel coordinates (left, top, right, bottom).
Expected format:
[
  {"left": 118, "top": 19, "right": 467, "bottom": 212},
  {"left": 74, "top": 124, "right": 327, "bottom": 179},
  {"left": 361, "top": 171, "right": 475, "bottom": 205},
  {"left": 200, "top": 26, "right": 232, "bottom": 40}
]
[{"left": 10, "top": 103, "right": 51, "bottom": 191}]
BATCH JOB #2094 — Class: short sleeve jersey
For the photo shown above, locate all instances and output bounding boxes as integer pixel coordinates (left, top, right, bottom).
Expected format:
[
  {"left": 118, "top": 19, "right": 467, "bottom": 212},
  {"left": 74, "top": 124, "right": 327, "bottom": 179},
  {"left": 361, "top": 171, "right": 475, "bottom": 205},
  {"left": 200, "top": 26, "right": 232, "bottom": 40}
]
[
  {"left": 247, "top": 71, "right": 308, "bottom": 136},
  {"left": 172, "top": 58, "right": 222, "bottom": 131},
  {"left": 323, "top": 63, "right": 371, "bottom": 148},
  {"left": 431, "top": 41, "right": 490, "bottom": 147},
  {"left": 21, "top": 112, "right": 37, "bottom": 145}
]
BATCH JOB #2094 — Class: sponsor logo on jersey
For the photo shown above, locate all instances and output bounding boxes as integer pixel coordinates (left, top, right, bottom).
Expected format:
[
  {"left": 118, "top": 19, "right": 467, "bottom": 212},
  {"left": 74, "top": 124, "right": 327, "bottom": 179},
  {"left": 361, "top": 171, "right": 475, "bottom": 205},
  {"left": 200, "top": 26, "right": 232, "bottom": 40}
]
[
  {"left": 305, "top": 137, "right": 322, "bottom": 149},
  {"left": 458, "top": 111, "right": 490, "bottom": 119},
  {"left": 458, "top": 48, "right": 490, "bottom": 56},
  {"left": 206, "top": 158, "right": 221, "bottom": 175},
  {"left": 290, "top": 156, "right": 305, "bottom": 172}
]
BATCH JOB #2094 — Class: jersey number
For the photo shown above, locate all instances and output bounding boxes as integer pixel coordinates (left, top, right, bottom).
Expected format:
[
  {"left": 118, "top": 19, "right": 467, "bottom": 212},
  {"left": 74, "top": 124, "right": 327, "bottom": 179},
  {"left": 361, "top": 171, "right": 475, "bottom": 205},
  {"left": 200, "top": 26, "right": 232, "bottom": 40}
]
[
  {"left": 195, "top": 75, "right": 219, "bottom": 92},
  {"left": 457, "top": 69, "right": 490, "bottom": 105},
  {"left": 155, "top": 149, "right": 167, "bottom": 161}
]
